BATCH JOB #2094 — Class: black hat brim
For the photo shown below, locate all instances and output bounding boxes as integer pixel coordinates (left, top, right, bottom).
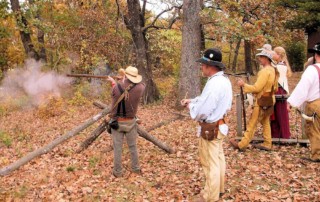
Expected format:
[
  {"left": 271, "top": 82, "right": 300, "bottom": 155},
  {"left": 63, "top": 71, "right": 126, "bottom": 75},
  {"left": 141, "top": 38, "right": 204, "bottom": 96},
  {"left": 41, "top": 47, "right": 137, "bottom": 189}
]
[
  {"left": 196, "top": 58, "right": 225, "bottom": 69},
  {"left": 308, "top": 49, "right": 320, "bottom": 53}
]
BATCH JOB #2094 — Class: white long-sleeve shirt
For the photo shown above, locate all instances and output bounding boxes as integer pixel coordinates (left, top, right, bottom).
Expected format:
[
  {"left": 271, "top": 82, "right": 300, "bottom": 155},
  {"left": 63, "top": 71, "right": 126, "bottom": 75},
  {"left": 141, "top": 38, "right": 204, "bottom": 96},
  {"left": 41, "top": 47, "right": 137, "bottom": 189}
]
[
  {"left": 189, "top": 71, "right": 233, "bottom": 123},
  {"left": 287, "top": 63, "right": 320, "bottom": 108}
]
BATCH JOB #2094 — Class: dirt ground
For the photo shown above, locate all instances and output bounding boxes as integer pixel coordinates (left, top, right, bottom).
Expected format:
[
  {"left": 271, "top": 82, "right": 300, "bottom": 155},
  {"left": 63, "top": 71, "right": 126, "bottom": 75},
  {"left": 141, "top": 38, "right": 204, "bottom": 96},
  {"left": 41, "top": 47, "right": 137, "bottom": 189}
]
[{"left": 1, "top": 72, "right": 319, "bottom": 201}]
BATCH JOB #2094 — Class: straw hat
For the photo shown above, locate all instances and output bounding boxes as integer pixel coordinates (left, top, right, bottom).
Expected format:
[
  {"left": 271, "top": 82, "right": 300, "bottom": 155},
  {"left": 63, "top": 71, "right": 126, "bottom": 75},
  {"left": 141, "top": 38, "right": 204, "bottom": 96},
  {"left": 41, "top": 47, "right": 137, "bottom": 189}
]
[{"left": 119, "top": 66, "right": 142, "bottom": 83}]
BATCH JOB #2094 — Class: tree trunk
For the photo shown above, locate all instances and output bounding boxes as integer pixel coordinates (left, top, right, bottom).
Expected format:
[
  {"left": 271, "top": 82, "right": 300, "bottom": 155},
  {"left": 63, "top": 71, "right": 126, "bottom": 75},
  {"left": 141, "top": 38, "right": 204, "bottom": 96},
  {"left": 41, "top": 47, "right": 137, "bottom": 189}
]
[
  {"left": 307, "top": 30, "right": 320, "bottom": 58},
  {"left": 36, "top": 20, "right": 47, "bottom": 62},
  {"left": 232, "top": 38, "right": 241, "bottom": 73},
  {"left": 252, "top": 45, "right": 259, "bottom": 72},
  {"left": 200, "top": 24, "right": 205, "bottom": 51},
  {"left": 10, "top": 0, "right": 40, "bottom": 60},
  {"left": 228, "top": 41, "right": 232, "bottom": 69},
  {"left": 91, "top": 101, "right": 176, "bottom": 154},
  {"left": 0, "top": 107, "right": 111, "bottom": 176},
  {"left": 178, "top": 0, "right": 202, "bottom": 101},
  {"left": 28, "top": 0, "right": 47, "bottom": 62},
  {"left": 244, "top": 39, "right": 253, "bottom": 75},
  {"left": 124, "top": 0, "right": 160, "bottom": 104}
]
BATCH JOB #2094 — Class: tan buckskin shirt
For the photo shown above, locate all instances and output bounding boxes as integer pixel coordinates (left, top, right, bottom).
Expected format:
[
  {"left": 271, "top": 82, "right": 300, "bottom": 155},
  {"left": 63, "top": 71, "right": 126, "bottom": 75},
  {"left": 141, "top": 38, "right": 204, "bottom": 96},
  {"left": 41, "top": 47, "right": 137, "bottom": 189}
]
[
  {"left": 244, "top": 65, "right": 278, "bottom": 105},
  {"left": 110, "top": 79, "right": 145, "bottom": 119}
]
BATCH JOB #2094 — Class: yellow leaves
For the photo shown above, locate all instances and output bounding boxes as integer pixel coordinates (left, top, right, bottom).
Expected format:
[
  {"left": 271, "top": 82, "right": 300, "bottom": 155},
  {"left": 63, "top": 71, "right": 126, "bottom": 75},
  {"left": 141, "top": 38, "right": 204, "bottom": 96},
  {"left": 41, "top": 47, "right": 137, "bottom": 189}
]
[
  {"left": 53, "top": 3, "right": 68, "bottom": 13},
  {"left": 0, "top": 157, "right": 10, "bottom": 166},
  {"left": 36, "top": 97, "right": 65, "bottom": 119},
  {"left": 6, "top": 43, "right": 25, "bottom": 65}
]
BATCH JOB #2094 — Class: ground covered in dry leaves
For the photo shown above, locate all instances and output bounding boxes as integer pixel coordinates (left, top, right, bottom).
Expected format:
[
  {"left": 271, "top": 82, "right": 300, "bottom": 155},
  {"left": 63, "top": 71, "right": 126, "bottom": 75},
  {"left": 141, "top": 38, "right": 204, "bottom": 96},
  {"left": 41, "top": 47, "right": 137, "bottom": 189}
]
[{"left": 0, "top": 73, "right": 319, "bottom": 201}]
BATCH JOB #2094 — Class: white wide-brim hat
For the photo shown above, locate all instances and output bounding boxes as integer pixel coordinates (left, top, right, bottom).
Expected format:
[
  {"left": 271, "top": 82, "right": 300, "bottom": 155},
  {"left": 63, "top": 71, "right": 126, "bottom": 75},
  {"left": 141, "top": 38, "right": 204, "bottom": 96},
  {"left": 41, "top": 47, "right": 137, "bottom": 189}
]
[
  {"left": 256, "top": 50, "right": 277, "bottom": 67},
  {"left": 257, "top": 44, "right": 272, "bottom": 51},
  {"left": 120, "top": 66, "right": 142, "bottom": 83}
]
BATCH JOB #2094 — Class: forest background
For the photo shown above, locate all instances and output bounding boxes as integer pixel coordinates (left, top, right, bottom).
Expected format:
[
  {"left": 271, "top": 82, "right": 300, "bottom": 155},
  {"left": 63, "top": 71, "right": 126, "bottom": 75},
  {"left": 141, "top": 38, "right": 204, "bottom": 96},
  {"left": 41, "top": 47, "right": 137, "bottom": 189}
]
[{"left": 0, "top": 0, "right": 320, "bottom": 201}]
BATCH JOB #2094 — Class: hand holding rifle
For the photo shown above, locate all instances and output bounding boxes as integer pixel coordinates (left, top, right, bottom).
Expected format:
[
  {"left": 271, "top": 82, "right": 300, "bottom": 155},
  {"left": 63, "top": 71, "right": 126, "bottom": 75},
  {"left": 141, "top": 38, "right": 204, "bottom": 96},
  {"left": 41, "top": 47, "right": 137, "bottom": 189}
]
[
  {"left": 237, "top": 78, "right": 245, "bottom": 87},
  {"left": 236, "top": 78, "right": 247, "bottom": 131},
  {"left": 107, "top": 76, "right": 116, "bottom": 87}
]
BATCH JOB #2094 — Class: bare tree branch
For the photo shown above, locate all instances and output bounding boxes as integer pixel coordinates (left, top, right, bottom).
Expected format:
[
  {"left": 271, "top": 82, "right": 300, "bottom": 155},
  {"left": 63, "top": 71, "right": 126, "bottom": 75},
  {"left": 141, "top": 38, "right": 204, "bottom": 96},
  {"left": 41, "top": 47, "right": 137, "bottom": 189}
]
[
  {"left": 115, "top": 0, "right": 128, "bottom": 31},
  {"left": 142, "top": 5, "right": 182, "bottom": 32},
  {"left": 142, "top": 0, "right": 147, "bottom": 17}
]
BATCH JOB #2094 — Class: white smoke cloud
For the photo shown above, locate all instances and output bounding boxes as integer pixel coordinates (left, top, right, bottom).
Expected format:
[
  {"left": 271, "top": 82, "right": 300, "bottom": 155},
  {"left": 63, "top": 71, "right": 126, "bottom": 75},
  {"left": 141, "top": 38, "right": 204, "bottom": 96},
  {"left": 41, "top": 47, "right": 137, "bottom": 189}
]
[{"left": 0, "top": 59, "right": 72, "bottom": 107}]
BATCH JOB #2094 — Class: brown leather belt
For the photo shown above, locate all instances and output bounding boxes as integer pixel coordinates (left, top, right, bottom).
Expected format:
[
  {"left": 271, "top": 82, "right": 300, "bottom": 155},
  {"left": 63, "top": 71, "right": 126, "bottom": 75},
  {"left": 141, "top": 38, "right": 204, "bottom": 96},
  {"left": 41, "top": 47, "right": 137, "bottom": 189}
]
[
  {"left": 199, "top": 119, "right": 225, "bottom": 125},
  {"left": 117, "top": 117, "right": 134, "bottom": 122}
]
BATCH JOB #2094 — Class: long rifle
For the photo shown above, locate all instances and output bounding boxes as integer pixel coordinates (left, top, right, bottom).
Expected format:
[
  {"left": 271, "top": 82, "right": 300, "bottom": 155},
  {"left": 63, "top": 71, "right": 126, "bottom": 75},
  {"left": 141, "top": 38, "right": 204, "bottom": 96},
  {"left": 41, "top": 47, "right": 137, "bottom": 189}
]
[
  {"left": 240, "top": 87, "right": 246, "bottom": 131},
  {"left": 67, "top": 74, "right": 122, "bottom": 80},
  {"left": 226, "top": 72, "right": 249, "bottom": 131}
]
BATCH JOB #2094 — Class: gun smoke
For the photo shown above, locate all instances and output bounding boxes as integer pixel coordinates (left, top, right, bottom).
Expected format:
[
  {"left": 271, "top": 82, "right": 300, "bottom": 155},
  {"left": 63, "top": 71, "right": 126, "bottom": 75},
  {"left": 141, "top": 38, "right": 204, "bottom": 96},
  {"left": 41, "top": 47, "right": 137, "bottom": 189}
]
[{"left": 0, "top": 59, "right": 72, "bottom": 107}]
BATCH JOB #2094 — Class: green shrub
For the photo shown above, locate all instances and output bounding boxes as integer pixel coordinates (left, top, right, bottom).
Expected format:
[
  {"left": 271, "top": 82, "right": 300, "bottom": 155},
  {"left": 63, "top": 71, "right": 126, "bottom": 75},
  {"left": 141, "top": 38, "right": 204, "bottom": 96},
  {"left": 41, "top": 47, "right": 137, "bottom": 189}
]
[
  {"left": 0, "top": 105, "right": 7, "bottom": 117},
  {"left": 89, "top": 156, "right": 99, "bottom": 168},
  {"left": 0, "top": 130, "right": 12, "bottom": 147},
  {"left": 285, "top": 41, "right": 306, "bottom": 72},
  {"left": 68, "top": 82, "right": 90, "bottom": 105},
  {"left": 66, "top": 166, "right": 76, "bottom": 172},
  {"left": 14, "top": 185, "right": 28, "bottom": 199}
]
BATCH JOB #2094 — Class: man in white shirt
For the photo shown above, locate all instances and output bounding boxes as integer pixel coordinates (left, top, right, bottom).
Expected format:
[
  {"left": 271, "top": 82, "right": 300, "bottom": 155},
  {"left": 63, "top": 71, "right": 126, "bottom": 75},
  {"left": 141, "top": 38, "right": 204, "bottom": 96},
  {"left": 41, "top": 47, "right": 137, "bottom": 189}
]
[
  {"left": 181, "top": 48, "right": 233, "bottom": 202},
  {"left": 287, "top": 43, "right": 320, "bottom": 162}
]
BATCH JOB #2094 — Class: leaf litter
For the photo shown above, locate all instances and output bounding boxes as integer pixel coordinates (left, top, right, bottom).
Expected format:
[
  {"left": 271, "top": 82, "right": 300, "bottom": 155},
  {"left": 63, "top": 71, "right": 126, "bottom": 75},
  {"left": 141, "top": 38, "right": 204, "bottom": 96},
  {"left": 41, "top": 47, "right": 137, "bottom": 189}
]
[{"left": 0, "top": 73, "right": 319, "bottom": 201}]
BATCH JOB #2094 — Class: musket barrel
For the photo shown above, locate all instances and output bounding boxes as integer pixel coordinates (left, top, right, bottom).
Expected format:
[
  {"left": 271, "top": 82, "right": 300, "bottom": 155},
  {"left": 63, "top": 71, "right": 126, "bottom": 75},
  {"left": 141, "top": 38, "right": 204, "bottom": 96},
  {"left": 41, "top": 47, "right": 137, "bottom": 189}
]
[{"left": 67, "top": 74, "right": 121, "bottom": 80}]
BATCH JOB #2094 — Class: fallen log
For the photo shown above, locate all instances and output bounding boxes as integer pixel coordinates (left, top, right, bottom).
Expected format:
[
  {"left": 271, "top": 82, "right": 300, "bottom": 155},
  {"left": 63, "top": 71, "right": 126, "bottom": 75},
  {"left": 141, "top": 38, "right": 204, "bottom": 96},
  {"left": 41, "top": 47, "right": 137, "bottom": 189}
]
[
  {"left": 76, "top": 115, "right": 181, "bottom": 154},
  {"left": 76, "top": 120, "right": 108, "bottom": 153},
  {"left": 0, "top": 107, "right": 111, "bottom": 176},
  {"left": 145, "top": 115, "right": 183, "bottom": 132},
  {"left": 92, "top": 101, "right": 176, "bottom": 154},
  {"left": 137, "top": 127, "right": 175, "bottom": 153}
]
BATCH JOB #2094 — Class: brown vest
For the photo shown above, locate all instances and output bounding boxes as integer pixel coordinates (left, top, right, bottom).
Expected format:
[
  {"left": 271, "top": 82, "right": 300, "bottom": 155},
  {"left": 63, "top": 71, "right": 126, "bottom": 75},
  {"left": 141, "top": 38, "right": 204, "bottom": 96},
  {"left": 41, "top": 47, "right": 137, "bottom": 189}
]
[{"left": 110, "top": 79, "right": 145, "bottom": 118}]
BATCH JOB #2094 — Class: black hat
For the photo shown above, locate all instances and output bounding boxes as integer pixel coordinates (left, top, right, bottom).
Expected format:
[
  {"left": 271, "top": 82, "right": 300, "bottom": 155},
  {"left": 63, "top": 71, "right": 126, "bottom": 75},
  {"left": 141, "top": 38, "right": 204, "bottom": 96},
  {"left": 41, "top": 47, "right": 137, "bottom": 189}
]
[
  {"left": 196, "top": 48, "right": 225, "bottom": 69},
  {"left": 308, "top": 42, "right": 320, "bottom": 54}
]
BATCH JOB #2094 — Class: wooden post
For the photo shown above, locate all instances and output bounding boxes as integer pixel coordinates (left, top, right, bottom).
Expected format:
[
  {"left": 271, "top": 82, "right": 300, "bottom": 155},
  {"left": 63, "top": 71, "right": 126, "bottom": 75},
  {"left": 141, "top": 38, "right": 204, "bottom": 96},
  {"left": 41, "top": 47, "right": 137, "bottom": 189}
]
[
  {"left": 301, "top": 118, "right": 307, "bottom": 139},
  {"left": 235, "top": 94, "right": 242, "bottom": 136}
]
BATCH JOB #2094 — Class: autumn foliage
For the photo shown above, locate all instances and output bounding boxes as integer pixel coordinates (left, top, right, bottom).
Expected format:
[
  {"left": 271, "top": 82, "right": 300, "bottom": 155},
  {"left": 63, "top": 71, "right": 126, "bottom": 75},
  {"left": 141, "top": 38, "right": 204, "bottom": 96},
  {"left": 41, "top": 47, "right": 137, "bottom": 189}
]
[{"left": 0, "top": 0, "right": 319, "bottom": 201}]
